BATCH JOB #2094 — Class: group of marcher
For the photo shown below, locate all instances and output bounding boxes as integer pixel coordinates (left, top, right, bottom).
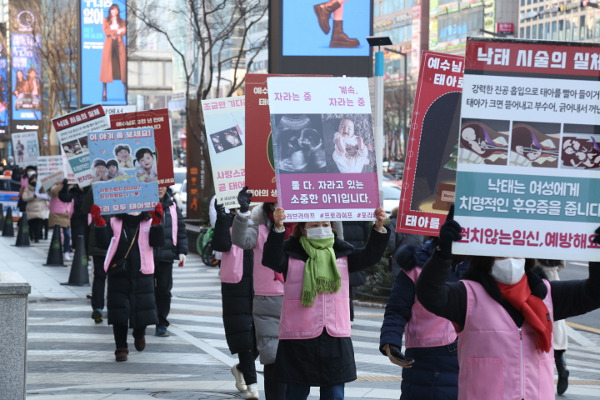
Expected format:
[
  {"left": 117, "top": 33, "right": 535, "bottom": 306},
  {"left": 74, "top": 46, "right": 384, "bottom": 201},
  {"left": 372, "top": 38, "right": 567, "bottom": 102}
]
[
  {"left": 210, "top": 189, "right": 600, "bottom": 400},
  {"left": 5, "top": 155, "right": 600, "bottom": 400}
]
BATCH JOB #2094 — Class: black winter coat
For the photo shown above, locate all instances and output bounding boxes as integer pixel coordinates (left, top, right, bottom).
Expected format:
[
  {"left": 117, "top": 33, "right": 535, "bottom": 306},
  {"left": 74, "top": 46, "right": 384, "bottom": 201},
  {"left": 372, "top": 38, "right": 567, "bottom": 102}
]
[
  {"left": 154, "top": 194, "right": 188, "bottom": 263},
  {"left": 342, "top": 221, "right": 370, "bottom": 287},
  {"left": 262, "top": 225, "right": 390, "bottom": 386},
  {"left": 212, "top": 211, "right": 256, "bottom": 355},
  {"left": 96, "top": 213, "right": 164, "bottom": 328}
]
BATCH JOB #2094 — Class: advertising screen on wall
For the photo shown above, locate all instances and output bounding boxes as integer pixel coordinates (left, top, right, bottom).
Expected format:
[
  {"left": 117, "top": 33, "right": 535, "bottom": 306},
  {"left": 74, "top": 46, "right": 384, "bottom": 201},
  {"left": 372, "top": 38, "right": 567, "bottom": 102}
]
[
  {"left": 269, "top": 0, "right": 373, "bottom": 77},
  {"left": 0, "top": 23, "right": 7, "bottom": 136},
  {"left": 10, "top": 0, "right": 42, "bottom": 134},
  {"left": 80, "top": 0, "right": 127, "bottom": 106}
]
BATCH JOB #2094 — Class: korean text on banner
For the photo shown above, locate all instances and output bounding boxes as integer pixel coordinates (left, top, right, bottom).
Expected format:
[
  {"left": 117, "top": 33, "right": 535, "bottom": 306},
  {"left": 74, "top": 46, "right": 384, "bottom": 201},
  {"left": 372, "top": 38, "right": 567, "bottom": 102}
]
[
  {"left": 397, "top": 51, "right": 464, "bottom": 236},
  {"left": 88, "top": 127, "right": 159, "bottom": 215},
  {"left": 453, "top": 38, "right": 600, "bottom": 261},
  {"left": 109, "top": 108, "right": 174, "bottom": 187},
  {"left": 201, "top": 96, "right": 246, "bottom": 209},
  {"left": 266, "top": 76, "right": 379, "bottom": 222},
  {"left": 37, "top": 155, "right": 65, "bottom": 191},
  {"left": 52, "top": 104, "right": 110, "bottom": 187}
]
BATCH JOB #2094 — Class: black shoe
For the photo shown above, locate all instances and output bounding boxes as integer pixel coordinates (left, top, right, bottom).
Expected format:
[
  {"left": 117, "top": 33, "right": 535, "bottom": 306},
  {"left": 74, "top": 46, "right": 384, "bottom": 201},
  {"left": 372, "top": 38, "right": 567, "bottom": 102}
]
[
  {"left": 115, "top": 348, "right": 128, "bottom": 362},
  {"left": 134, "top": 334, "right": 146, "bottom": 351},
  {"left": 91, "top": 309, "right": 103, "bottom": 323},
  {"left": 555, "top": 349, "right": 569, "bottom": 395}
]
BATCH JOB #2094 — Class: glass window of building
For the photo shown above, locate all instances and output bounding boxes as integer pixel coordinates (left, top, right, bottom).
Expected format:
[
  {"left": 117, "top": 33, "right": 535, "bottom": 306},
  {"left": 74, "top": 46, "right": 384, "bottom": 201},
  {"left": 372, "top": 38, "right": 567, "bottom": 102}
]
[
  {"left": 520, "top": 27, "right": 524, "bottom": 38},
  {"left": 532, "top": 24, "right": 537, "bottom": 39},
  {"left": 538, "top": 23, "right": 543, "bottom": 39},
  {"left": 566, "top": 20, "right": 570, "bottom": 41},
  {"left": 552, "top": 21, "right": 557, "bottom": 40},
  {"left": 572, "top": 20, "right": 578, "bottom": 41},
  {"left": 580, "top": 15, "right": 586, "bottom": 40},
  {"left": 558, "top": 20, "right": 564, "bottom": 41},
  {"left": 526, "top": 26, "right": 531, "bottom": 39},
  {"left": 595, "top": 20, "right": 600, "bottom": 38}
]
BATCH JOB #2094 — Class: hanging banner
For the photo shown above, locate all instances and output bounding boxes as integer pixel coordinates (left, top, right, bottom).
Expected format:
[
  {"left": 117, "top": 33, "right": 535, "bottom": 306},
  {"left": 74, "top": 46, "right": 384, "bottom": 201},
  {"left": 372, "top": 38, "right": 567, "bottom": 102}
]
[
  {"left": 267, "top": 76, "right": 379, "bottom": 221},
  {"left": 52, "top": 104, "right": 111, "bottom": 187},
  {"left": 11, "top": 131, "right": 39, "bottom": 166},
  {"left": 454, "top": 38, "right": 600, "bottom": 261},
  {"left": 109, "top": 108, "right": 174, "bottom": 187},
  {"left": 397, "top": 51, "right": 464, "bottom": 236},
  {"left": 10, "top": 0, "right": 42, "bottom": 134},
  {"left": 201, "top": 96, "right": 245, "bottom": 208},
  {"left": 80, "top": 0, "right": 127, "bottom": 106},
  {"left": 88, "top": 127, "right": 159, "bottom": 214}
]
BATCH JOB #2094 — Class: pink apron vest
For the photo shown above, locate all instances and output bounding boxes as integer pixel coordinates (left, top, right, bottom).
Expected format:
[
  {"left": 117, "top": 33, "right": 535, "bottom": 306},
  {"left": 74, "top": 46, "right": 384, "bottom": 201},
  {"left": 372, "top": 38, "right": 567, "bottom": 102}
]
[
  {"left": 220, "top": 229, "right": 244, "bottom": 284},
  {"left": 458, "top": 279, "right": 554, "bottom": 400},
  {"left": 168, "top": 204, "right": 178, "bottom": 246},
  {"left": 403, "top": 267, "right": 458, "bottom": 348},
  {"left": 253, "top": 225, "right": 284, "bottom": 296},
  {"left": 279, "top": 256, "right": 350, "bottom": 340},
  {"left": 103, "top": 218, "right": 154, "bottom": 274}
]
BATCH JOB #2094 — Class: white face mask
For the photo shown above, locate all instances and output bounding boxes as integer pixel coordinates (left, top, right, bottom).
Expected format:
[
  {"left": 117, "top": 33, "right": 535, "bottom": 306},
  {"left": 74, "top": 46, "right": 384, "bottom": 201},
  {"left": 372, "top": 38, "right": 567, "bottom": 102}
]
[
  {"left": 305, "top": 226, "right": 333, "bottom": 239},
  {"left": 491, "top": 258, "right": 526, "bottom": 285}
]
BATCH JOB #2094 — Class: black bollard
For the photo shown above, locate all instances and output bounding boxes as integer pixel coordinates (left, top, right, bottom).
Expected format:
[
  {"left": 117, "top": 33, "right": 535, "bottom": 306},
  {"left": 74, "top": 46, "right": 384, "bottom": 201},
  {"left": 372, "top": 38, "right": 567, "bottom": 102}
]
[
  {"left": 2, "top": 207, "right": 14, "bottom": 237},
  {"left": 14, "top": 212, "right": 30, "bottom": 247},
  {"left": 62, "top": 235, "right": 89, "bottom": 286},
  {"left": 0, "top": 204, "right": 4, "bottom": 230},
  {"left": 44, "top": 224, "right": 64, "bottom": 266}
]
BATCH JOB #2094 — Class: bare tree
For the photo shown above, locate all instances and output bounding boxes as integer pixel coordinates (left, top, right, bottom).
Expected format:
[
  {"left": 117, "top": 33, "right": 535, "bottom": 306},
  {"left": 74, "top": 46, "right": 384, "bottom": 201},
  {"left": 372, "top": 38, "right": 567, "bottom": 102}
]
[{"left": 130, "top": 0, "right": 268, "bottom": 222}]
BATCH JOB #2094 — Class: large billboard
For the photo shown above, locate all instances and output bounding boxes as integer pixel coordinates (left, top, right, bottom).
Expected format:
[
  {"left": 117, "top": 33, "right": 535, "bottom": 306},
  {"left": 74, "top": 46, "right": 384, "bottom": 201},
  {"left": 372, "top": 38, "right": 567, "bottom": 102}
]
[
  {"left": 80, "top": 0, "right": 127, "bottom": 106},
  {"left": 10, "top": 0, "right": 42, "bottom": 134},
  {"left": 269, "top": 0, "right": 373, "bottom": 77},
  {"left": 0, "top": 24, "right": 7, "bottom": 136}
]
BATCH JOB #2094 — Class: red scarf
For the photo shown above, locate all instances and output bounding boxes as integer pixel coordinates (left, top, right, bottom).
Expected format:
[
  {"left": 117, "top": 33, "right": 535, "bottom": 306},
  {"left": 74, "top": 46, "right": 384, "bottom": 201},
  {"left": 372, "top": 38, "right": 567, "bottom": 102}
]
[{"left": 496, "top": 275, "right": 553, "bottom": 353}]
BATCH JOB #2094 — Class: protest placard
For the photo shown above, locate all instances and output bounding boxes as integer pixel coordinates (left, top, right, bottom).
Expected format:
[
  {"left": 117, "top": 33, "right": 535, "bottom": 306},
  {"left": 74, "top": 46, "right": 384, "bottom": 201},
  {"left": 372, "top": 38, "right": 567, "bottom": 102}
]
[
  {"left": 12, "top": 131, "right": 39, "bottom": 166},
  {"left": 37, "top": 155, "right": 65, "bottom": 191},
  {"left": 88, "top": 127, "right": 159, "bottom": 214},
  {"left": 109, "top": 108, "right": 174, "bottom": 187},
  {"left": 453, "top": 38, "right": 600, "bottom": 261},
  {"left": 202, "top": 96, "right": 245, "bottom": 208},
  {"left": 266, "top": 76, "right": 379, "bottom": 221},
  {"left": 52, "top": 104, "right": 110, "bottom": 187},
  {"left": 396, "top": 51, "right": 464, "bottom": 236}
]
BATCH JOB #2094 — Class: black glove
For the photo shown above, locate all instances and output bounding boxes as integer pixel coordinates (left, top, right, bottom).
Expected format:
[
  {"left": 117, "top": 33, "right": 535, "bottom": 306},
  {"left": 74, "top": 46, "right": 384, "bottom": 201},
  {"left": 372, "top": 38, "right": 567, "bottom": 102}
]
[
  {"left": 383, "top": 344, "right": 414, "bottom": 368},
  {"left": 438, "top": 205, "right": 462, "bottom": 258},
  {"left": 214, "top": 199, "right": 228, "bottom": 218},
  {"left": 62, "top": 178, "right": 69, "bottom": 186},
  {"left": 594, "top": 226, "right": 600, "bottom": 245},
  {"left": 237, "top": 186, "right": 252, "bottom": 213}
]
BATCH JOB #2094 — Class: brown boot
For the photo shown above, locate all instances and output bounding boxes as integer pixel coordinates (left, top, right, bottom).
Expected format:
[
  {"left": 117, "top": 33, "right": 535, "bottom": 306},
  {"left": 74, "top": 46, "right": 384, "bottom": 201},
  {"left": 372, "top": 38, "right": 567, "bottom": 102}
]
[
  {"left": 314, "top": 0, "right": 341, "bottom": 35},
  {"left": 115, "top": 348, "right": 128, "bottom": 362},
  {"left": 330, "top": 20, "right": 359, "bottom": 48}
]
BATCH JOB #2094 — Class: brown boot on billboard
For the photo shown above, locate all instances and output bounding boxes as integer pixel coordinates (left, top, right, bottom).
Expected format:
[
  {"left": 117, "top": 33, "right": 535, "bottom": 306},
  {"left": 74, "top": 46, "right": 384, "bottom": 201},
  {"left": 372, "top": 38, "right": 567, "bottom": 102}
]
[
  {"left": 330, "top": 20, "right": 359, "bottom": 48},
  {"left": 313, "top": 0, "right": 341, "bottom": 35}
]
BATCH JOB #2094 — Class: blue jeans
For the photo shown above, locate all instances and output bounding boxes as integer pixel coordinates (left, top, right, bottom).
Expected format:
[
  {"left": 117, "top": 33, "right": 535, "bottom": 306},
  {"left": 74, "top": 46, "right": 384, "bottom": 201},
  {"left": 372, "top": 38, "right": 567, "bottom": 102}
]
[
  {"left": 62, "top": 227, "right": 71, "bottom": 253},
  {"left": 285, "top": 383, "right": 344, "bottom": 400}
]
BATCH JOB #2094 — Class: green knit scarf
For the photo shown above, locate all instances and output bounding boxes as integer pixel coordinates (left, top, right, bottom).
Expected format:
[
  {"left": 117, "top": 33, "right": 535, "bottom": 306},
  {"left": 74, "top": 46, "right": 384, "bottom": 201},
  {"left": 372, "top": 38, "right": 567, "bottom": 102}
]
[{"left": 299, "top": 235, "right": 341, "bottom": 306}]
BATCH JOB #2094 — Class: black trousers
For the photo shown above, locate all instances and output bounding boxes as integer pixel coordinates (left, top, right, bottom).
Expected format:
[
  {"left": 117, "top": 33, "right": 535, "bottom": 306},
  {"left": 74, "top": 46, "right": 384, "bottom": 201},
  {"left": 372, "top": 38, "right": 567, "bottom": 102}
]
[
  {"left": 238, "top": 348, "right": 258, "bottom": 385},
  {"left": 154, "top": 260, "right": 173, "bottom": 328},
  {"left": 91, "top": 255, "right": 107, "bottom": 311},
  {"left": 264, "top": 363, "right": 286, "bottom": 400},
  {"left": 112, "top": 324, "right": 146, "bottom": 349},
  {"left": 28, "top": 218, "right": 43, "bottom": 242}
]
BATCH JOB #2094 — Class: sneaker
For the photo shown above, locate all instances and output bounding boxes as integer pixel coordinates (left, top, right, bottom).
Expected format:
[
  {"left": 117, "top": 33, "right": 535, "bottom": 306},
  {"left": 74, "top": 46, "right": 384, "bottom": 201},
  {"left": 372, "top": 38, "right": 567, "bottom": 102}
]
[
  {"left": 115, "top": 348, "right": 128, "bottom": 362},
  {"left": 242, "top": 383, "right": 259, "bottom": 399},
  {"left": 63, "top": 252, "right": 71, "bottom": 261},
  {"left": 91, "top": 309, "right": 103, "bottom": 323},
  {"left": 134, "top": 334, "right": 146, "bottom": 352},
  {"left": 155, "top": 326, "right": 170, "bottom": 337},
  {"left": 231, "top": 364, "right": 247, "bottom": 392}
]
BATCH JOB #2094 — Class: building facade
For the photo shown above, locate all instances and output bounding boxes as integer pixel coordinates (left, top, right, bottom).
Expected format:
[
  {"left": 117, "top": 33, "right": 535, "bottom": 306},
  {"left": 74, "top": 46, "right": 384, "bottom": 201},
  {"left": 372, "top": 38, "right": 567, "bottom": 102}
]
[{"left": 518, "top": 1, "right": 600, "bottom": 41}]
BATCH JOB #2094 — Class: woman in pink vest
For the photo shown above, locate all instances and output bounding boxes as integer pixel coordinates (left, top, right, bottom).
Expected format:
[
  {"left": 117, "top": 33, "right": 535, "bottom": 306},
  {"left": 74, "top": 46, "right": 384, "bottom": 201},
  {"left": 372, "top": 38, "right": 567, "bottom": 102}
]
[
  {"left": 416, "top": 207, "right": 600, "bottom": 400},
  {"left": 231, "top": 187, "right": 289, "bottom": 400},
  {"left": 262, "top": 206, "right": 389, "bottom": 400},
  {"left": 92, "top": 203, "right": 164, "bottom": 362},
  {"left": 380, "top": 239, "right": 466, "bottom": 399}
]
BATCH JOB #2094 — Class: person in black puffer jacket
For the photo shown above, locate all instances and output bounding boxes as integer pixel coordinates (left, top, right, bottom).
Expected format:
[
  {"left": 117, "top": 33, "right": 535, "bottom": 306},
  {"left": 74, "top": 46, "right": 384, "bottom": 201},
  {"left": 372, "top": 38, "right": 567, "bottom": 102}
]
[
  {"left": 93, "top": 204, "right": 164, "bottom": 362},
  {"left": 380, "top": 239, "right": 467, "bottom": 400},
  {"left": 212, "top": 200, "right": 258, "bottom": 399},
  {"left": 153, "top": 186, "right": 188, "bottom": 337}
]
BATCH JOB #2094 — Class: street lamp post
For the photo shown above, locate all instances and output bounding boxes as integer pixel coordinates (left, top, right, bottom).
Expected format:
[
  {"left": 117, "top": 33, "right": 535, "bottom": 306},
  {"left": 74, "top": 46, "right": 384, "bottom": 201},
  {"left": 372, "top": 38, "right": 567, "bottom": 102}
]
[
  {"left": 384, "top": 48, "right": 408, "bottom": 161},
  {"left": 367, "top": 36, "right": 392, "bottom": 194}
]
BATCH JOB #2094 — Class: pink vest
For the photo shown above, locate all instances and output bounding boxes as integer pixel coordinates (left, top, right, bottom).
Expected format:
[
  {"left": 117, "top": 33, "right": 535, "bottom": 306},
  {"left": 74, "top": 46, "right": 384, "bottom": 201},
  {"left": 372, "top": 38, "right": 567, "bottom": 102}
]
[
  {"left": 168, "top": 204, "right": 178, "bottom": 246},
  {"left": 220, "top": 229, "right": 244, "bottom": 284},
  {"left": 279, "top": 256, "right": 350, "bottom": 340},
  {"left": 253, "top": 225, "right": 284, "bottom": 296},
  {"left": 458, "top": 280, "right": 554, "bottom": 400},
  {"left": 403, "top": 267, "right": 458, "bottom": 348},
  {"left": 49, "top": 196, "right": 73, "bottom": 216},
  {"left": 103, "top": 218, "right": 155, "bottom": 274}
]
